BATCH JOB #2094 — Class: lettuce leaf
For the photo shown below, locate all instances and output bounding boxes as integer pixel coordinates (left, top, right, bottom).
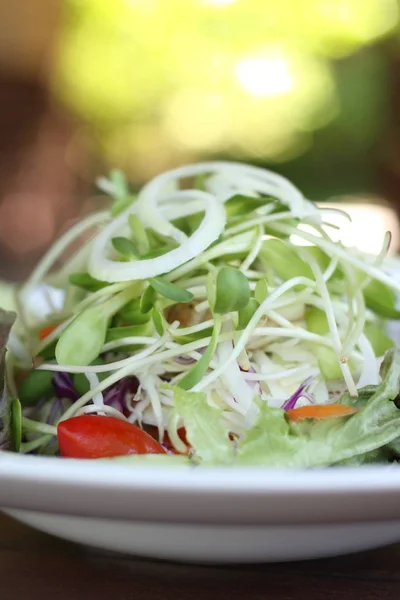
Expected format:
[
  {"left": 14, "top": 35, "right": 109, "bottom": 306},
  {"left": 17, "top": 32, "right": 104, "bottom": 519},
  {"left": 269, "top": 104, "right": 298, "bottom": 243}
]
[
  {"left": 0, "top": 309, "right": 16, "bottom": 451},
  {"left": 237, "top": 350, "right": 400, "bottom": 468},
  {"left": 173, "top": 387, "right": 235, "bottom": 464}
]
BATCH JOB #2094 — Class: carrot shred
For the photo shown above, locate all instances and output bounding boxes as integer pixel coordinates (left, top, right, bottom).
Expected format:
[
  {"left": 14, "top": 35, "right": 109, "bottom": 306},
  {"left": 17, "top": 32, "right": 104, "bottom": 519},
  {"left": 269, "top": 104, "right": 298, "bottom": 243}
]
[
  {"left": 38, "top": 324, "right": 58, "bottom": 340},
  {"left": 287, "top": 403, "right": 358, "bottom": 422}
]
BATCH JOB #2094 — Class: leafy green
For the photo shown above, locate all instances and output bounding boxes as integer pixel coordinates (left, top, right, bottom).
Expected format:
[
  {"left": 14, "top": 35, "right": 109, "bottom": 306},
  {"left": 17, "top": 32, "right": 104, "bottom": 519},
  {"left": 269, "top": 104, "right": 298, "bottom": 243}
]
[
  {"left": 177, "top": 315, "right": 221, "bottom": 390},
  {"left": 106, "top": 322, "right": 153, "bottom": 343},
  {"left": 18, "top": 370, "right": 54, "bottom": 406},
  {"left": 109, "top": 169, "right": 135, "bottom": 216},
  {"left": 237, "top": 298, "right": 259, "bottom": 330},
  {"left": 213, "top": 267, "right": 250, "bottom": 314},
  {"left": 140, "top": 285, "right": 157, "bottom": 313},
  {"left": 365, "top": 322, "right": 394, "bottom": 356},
  {"left": 128, "top": 214, "right": 150, "bottom": 255},
  {"left": 305, "top": 307, "right": 342, "bottom": 380},
  {"left": 73, "top": 358, "right": 109, "bottom": 395},
  {"left": 259, "top": 238, "right": 313, "bottom": 281},
  {"left": 56, "top": 307, "right": 109, "bottom": 366},
  {"left": 146, "top": 229, "right": 179, "bottom": 253},
  {"left": 152, "top": 307, "right": 165, "bottom": 336},
  {"left": 56, "top": 288, "right": 134, "bottom": 365},
  {"left": 0, "top": 309, "right": 16, "bottom": 451},
  {"left": 11, "top": 398, "right": 22, "bottom": 452},
  {"left": 149, "top": 277, "right": 193, "bottom": 302},
  {"left": 69, "top": 272, "right": 108, "bottom": 292},
  {"left": 363, "top": 279, "right": 400, "bottom": 320},
  {"left": 237, "top": 351, "right": 400, "bottom": 467},
  {"left": 224, "top": 194, "right": 269, "bottom": 219},
  {"left": 254, "top": 278, "right": 268, "bottom": 304},
  {"left": 173, "top": 387, "right": 234, "bottom": 464},
  {"left": 112, "top": 236, "right": 140, "bottom": 259},
  {"left": 114, "top": 298, "right": 151, "bottom": 325}
]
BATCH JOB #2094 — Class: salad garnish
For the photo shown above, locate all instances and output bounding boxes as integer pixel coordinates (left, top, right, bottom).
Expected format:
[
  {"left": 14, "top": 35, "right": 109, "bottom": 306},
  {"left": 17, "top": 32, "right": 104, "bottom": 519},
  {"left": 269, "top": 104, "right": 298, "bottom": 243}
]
[{"left": 2, "top": 161, "right": 400, "bottom": 467}]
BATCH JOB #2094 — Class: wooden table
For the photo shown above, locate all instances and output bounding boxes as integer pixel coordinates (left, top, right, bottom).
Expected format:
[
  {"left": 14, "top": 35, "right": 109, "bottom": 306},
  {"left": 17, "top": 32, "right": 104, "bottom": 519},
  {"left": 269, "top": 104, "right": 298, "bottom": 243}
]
[{"left": 2, "top": 513, "right": 400, "bottom": 600}]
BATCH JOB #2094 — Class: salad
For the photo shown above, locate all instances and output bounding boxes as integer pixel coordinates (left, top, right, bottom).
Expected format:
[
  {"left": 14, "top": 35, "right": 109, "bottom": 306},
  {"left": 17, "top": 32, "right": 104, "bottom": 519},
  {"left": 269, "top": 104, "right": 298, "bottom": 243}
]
[{"left": 2, "top": 161, "right": 400, "bottom": 467}]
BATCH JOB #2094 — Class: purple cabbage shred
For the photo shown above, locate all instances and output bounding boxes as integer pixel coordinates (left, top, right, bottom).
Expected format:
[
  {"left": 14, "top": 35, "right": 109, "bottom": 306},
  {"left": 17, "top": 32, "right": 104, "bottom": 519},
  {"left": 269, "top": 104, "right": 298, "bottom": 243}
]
[
  {"left": 52, "top": 372, "right": 79, "bottom": 401},
  {"left": 282, "top": 376, "right": 314, "bottom": 411},
  {"left": 52, "top": 372, "right": 139, "bottom": 415}
]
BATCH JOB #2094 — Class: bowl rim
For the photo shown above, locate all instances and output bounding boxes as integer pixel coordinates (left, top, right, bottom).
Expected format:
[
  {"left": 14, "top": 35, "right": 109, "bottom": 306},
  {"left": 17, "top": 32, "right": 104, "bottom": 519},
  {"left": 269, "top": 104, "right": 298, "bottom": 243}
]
[
  {"left": 1, "top": 451, "right": 400, "bottom": 493},
  {"left": 2, "top": 453, "right": 400, "bottom": 525}
]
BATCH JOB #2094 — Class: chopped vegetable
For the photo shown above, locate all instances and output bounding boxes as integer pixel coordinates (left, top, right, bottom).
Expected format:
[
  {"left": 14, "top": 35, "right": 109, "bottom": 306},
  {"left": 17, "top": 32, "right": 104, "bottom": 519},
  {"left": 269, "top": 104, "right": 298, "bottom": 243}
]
[
  {"left": 286, "top": 403, "right": 358, "bottom": 421},
  {"left": 57, "top": 415, "right": 166, "bottom": 459},
  {"left": 0, "top": 309, "right": 16, "bottom": 450},
  {"left": 6, "top": 161, "right": 400, "bottom": 467},
  {"left": 38, "top": 324, "right": 58, "bottom": 340}
]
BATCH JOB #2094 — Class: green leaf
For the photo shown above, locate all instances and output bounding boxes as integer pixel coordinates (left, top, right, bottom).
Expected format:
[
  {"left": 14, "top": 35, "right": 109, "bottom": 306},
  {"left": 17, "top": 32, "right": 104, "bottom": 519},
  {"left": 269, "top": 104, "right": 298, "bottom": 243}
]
[
  {"left": 140, "top": 285, "right": 157, "bottom": 313},
  {"left": 109, "top": 170, "right": 135, "bottom": 217},
  {"left": 56, "top": 307, "right": 108, "bottom": 366},
  {"left": 305, "top": 307, "right": 329, "bottom": 335},
  {"left": 194, "top": 173, "right": 207, "bottom": 191},
  {"left": 106, "top": 322, "right": 153, "bottom": 343},
  {"left": 18, "top": 370, "right": 54, "bottom": 406},
  {"left": 69, "top": 272, "right": 108, "bottom": 292},
  {"left": 150, "top": 277, "right": 193, "bottom": 303},
  {"left": 316, "top": 347, "right": 343, "bottom": 380},
  {"left": 112, "top": 236, "right": 140, "bottom": 259},
  {"left": 178, "top": 316, "right": 221, "bottom": 390},
  {"left": 237, "top": 298, "right": 259, "bottom": 330},
  {"left": 254, "top": 278, "right": 268, "bottom": 304},
  {"left": 172, "top": 327, "right": 214, "bottom": 345},
  {"left": 305, "top": 307, "right": 342, "bottom": 379},
  {"left": 224, "top": 194, "right": 270, "bottom": 219},
  {"left": 141, "top": 247, "right": 173, "bottom": 259},
  {"left": 259, "top": 238, "right": 313, "bottom": 281},
  {"left": 0, "top": 309, "right": 16, "bottom": 451},
  {"left": 72, "top": 358, "right": 109, "bottom": 395},
  {"left": 115, "top": 298, "right": 151, "bottom": 325},
  {"left": 38, "top": 339, "right": 57, "bottom": 361},
  {"left": 152, "top": 307, "right": 165, "bottom": 336},
  {"left": 55, "top": 286, "right": 135, "bottom": 365},
  {"left": 173, "top": 387, "right": 234, "bottom": 464},
  {"left": 172, "top": 212, "right": 204, "bottom": 236},
  {"left": 237, "top": 351, "right": 400, "bottom": 467},
  {"left": 146, "top": 229, "right": 179, "bottom": 252},
  {"left": 11, "top": 398, "right": 22, "bottom": 452},
  {"left": 206, "top": 271, "right": 216, "bottom": 311},
  {"left": 363, "top": 280, "right": 400, "bottom": 319},
  {"left": 214, "top": 267, "right": 250, "bottom": 314},
  {"left": 128, "top": 214, "right": 150, "bottom": 255},
  {"left": 305, "top": 247, "right": 337, "bottom": 274},
  {"left": 365, "top": 323, "right": 394, "bottom": 357},
  {"left": 110, "top": 169, "right": 128, "bottom": 200}
]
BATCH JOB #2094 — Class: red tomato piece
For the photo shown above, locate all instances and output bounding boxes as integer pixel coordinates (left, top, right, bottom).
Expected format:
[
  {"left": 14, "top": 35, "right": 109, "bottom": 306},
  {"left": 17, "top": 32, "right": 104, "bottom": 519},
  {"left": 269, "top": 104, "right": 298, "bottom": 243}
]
[
  {"left": 144, "top": 425, "right": 190, "bottom": 454},
  {"left": 57, "top": 415, "right": 166, "bottom": 459}
]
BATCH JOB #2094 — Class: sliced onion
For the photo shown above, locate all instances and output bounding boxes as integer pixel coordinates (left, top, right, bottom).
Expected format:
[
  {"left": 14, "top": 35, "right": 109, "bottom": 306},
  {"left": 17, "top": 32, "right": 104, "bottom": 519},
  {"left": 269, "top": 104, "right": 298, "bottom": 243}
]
[
  {"left": 88, "top": 161, "right": 315, "bottom": 283},
  {"left": 357, "top": 333, "right": 379, "bottom": 388},
  {"left": 88, "top": 190, "right": 225, "bottom": 282},
  {"left": 217, "top": 338, "right": 255, "bottom": 414}
]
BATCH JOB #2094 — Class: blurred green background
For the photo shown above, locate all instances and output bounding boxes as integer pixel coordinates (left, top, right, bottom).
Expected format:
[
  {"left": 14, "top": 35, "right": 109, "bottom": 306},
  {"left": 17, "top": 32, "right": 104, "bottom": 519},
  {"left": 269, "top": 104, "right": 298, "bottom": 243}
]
[{"left": 0, "top": 0, "right": 399, "bottom": 279}]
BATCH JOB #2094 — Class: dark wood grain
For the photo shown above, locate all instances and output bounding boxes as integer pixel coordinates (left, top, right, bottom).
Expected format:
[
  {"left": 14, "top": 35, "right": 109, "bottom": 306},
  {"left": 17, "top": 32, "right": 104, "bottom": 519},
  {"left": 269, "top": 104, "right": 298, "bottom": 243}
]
[{"left": 1, "top": 514, "right": 400, "bottom": 600}]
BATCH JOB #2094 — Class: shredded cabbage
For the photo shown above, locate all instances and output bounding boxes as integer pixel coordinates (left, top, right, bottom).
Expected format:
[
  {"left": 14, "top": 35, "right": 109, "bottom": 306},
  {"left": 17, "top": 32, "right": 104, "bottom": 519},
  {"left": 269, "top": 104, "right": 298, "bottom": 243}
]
[{"left": 6, "top": 161, "right": 400, "bottom": 466}]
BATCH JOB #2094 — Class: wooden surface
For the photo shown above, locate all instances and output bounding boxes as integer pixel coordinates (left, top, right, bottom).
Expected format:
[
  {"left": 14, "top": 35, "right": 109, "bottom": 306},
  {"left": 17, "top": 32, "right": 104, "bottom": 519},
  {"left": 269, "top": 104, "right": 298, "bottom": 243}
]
[{"left": 1, "top": 514, "right": 400, "bottom": 600}]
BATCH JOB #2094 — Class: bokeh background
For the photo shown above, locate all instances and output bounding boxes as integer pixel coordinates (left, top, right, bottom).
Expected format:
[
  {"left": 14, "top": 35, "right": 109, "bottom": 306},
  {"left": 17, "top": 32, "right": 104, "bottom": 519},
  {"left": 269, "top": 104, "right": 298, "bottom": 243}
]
[{"left": 0, "top": 0, "right": 400, "bottom": 280}]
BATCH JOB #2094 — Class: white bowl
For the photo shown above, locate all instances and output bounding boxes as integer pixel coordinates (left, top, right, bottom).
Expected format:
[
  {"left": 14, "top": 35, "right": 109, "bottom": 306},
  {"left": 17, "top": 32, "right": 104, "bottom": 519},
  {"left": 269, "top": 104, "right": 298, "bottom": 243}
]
[{"left": 1, "top": 452, "right": 400, "bottom": 563}]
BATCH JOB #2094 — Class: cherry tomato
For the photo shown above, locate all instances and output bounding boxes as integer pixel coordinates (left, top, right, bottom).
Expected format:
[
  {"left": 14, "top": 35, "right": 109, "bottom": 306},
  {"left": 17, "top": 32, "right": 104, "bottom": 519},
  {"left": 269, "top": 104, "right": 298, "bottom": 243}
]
[{"left": 57, "top": 415, "right": 166, "bottom": 459}]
